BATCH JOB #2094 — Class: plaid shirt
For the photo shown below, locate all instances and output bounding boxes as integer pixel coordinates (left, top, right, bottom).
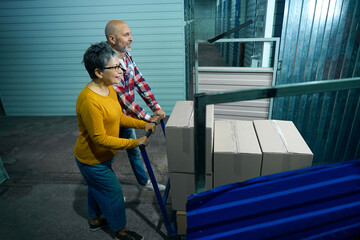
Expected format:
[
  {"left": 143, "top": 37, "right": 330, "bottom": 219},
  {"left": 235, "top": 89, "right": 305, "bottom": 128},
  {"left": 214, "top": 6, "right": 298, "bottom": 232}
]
[{"left": 113, "top": 52, "right": 161, "bottom": 122}]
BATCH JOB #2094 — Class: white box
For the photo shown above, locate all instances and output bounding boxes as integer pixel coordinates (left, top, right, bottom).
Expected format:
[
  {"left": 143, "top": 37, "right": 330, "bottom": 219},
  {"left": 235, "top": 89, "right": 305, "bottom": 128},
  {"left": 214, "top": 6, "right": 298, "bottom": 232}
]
[
  {"left": 213, "top": 120, "right": 262, "bottom": 187},
  {"left": 166, "top": 101, "right": 214, "bottom": 174},
  {"left": 170, "top": 172, "right": 212, "bottom": 211},
  {"left": 253, "top": 120, "right": 313, "bottom": 176}
]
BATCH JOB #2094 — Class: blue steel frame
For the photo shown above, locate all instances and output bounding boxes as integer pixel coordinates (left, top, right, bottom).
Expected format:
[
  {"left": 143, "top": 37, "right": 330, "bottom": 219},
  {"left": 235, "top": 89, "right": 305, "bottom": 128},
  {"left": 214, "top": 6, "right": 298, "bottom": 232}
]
[{"left": 194, "top": 77, "right": 360, "bottom": 192}]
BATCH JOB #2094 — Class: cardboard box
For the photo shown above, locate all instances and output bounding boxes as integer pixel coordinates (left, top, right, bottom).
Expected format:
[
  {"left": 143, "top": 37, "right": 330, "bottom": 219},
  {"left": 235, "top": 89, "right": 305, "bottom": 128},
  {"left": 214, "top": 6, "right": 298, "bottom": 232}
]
[
  {"left": 253, "top": 120, "right": 313, "bottom": 176},
  {"left": 176, "top": 211, "right": 187, "bottom": 235},
  {"left": 166, "top": 101, "right": 214, "bottom": 174},
  {"left": 170, "top": 172, "right": 213, "bottom": 211},
  {"left": 213, "top": 120, "right": 262, "bottom": 187}
]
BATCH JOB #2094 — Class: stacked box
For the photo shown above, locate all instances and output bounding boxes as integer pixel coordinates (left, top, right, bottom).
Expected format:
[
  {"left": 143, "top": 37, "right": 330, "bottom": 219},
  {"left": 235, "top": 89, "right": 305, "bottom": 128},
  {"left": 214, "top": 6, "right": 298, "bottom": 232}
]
[
  {"left": 176, "top": 211, "right": 187, "bottom": 235},
  {"left": 253, "top": 120, "right": 313, "bottom": 176},
  {"left": 213, "top": 120, "right": 262, "bottom": 187},
  {"left": 166, "top": 102, "right": 313, "bottom": 216},
  {"left": 166, "top": 101, "right": 214, "bottom": 211},
  {"left": 166, "top": 101, "right": 214, "bottom": 174},
  {"left": 170, "top": 172, "right": 212, "bottom": 210}
]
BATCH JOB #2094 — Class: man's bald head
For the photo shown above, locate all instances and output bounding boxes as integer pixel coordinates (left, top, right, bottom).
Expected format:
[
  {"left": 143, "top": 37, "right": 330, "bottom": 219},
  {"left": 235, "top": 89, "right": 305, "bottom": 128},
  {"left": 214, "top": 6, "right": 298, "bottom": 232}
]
[
  {"left": 105, "top": 20, "right": 133, "bottom": 55},
  {"left": 105, "top": 20, "right": 127, "bottom": 41}
]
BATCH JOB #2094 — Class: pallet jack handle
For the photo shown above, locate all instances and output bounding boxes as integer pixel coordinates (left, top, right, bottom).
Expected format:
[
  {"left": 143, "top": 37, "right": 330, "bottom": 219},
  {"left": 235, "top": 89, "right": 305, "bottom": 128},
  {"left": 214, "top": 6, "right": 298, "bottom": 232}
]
[
  {"left": 139, "top": 119, "right": 177, "bottom": 236},
  {"left": 139, "top": 118, "right": 166, "bottom": 147}
]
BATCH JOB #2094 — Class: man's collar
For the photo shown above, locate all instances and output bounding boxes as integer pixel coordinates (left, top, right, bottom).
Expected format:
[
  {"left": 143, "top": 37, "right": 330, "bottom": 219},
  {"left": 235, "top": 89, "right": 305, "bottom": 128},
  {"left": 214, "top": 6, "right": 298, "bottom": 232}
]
[{"left": 119, "top": 59, "right": 126, "bottom": 71}]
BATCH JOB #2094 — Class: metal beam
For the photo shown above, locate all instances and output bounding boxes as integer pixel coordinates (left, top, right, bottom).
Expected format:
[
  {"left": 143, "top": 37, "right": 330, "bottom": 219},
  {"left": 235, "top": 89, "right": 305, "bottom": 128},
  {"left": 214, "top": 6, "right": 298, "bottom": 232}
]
[{"left": 208, "top": 20, "right": 253, "bottom": 43}]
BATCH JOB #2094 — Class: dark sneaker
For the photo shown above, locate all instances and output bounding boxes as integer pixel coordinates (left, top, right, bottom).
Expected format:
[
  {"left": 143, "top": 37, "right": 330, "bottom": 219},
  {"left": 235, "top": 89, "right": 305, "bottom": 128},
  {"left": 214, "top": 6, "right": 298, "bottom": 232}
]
[
  {"left": 115, "top": 230, "right": 144, "bottom": 240},
  {"left": 114, "top": 233, "right": 133, "bottom": 240},
  {"left": 89, "top": 218, "right": 109, "bottom": 232},
  {"left": 125, "top": 230, "right": 144, "bottom": 240}
]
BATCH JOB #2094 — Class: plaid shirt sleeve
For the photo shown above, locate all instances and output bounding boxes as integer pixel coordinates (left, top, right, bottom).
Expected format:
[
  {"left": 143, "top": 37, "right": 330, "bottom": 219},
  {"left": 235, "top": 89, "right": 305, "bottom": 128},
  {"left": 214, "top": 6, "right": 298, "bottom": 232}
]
[{"left": 113, "top": 53, "right": 161, "bottom": 122}]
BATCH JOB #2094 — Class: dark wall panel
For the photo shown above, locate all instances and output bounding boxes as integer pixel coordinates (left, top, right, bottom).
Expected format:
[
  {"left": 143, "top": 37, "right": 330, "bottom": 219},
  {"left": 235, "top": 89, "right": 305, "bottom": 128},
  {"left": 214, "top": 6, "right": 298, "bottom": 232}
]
[{"left": 273, "top": 0, "right": 360, "bottom": 164}]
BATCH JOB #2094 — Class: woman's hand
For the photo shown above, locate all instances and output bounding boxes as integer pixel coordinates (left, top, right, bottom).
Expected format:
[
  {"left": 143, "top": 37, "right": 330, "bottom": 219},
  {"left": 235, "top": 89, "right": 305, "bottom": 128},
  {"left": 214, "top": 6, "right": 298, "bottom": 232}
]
[
  {"left": 145, "top": 122, "right": 156, "bottom": 135},
  {"left": 137, "top": 136, "right": 150, "bottom": 147},
  {"left": 138, "top": 123, "right": 155, "bottom": 147}
]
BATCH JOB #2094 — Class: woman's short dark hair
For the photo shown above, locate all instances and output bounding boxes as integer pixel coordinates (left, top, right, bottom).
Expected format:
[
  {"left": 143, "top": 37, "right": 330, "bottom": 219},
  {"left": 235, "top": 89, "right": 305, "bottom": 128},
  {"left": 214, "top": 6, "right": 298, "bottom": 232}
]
[{"left": 83, "top": 41, "right": 119, "bottom": 80}]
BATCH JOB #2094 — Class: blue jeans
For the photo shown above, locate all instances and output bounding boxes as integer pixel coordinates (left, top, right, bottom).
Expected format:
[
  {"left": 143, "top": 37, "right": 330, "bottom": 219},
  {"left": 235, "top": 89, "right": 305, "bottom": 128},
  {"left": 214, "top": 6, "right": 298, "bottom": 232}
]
[
  {"left": 75, "top": 157, "right": 126, "bottom": 231},
  {"left": 119, "top": 127, "right": 148, "bottom": 185}
]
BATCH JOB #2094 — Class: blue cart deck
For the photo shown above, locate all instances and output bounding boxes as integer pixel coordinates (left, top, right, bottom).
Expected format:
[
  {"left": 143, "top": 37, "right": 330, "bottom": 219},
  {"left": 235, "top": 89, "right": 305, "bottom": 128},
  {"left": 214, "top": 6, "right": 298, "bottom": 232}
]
[{"left": 187, "top": 160, "right": 360, "bottom": 239}]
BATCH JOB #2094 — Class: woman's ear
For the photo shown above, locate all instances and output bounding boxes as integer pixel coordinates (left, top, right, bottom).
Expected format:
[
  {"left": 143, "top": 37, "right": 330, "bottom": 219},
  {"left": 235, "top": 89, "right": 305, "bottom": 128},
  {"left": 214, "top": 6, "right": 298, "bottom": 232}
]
[{"left": 94, "top": 68, "right": 103, "bottom": 79}]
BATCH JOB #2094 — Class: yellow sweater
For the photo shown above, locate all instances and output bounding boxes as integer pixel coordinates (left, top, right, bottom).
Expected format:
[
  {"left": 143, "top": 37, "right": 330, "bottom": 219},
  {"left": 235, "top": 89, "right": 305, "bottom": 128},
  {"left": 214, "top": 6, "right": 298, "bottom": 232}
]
[{"left": 74, "top": 85, "right": 147, "bottom": 165}]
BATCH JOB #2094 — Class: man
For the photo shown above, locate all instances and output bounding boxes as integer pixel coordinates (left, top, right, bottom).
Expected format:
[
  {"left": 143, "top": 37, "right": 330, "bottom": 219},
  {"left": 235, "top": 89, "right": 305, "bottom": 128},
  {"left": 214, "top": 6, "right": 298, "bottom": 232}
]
[{"left": 105, "top": 20, "right": 166, "bottom": 191}]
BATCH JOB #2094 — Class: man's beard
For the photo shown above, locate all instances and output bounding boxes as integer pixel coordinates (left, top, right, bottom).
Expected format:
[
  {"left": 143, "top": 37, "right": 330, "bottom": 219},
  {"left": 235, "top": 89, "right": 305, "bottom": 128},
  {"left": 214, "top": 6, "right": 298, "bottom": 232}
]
[{"left": 116, "top": 44, "right": 131, "bottom": 53}]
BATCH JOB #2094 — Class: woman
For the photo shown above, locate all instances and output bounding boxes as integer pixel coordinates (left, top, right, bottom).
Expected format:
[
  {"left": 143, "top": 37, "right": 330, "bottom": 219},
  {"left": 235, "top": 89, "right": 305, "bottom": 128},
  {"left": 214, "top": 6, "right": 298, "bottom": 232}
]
[{"left": 74, "top": 41, "right": 153, "bottom": 240}]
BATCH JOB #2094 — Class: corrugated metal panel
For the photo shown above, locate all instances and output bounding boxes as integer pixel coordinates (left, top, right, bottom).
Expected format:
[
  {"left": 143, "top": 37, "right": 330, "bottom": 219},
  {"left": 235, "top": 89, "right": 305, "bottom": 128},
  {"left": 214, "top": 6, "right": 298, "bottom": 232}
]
[
  {"left": 216, "top": 0, "right": 221, "bottom": 37},
  {"left": 230, "top": 0, "right": 248, "bottom": 67},
  {"left": 273, "top": 0, "right": 285, "bottom": 37},
  {"left": 0, "top": 156, "right": 10, "bottom": 184},
  {"left": 232, "top": 0, "right": 241, "bottom": 66},
  {"left": 220, "top": 0, "right": 227, "bottom": 61},
  {"left": 225, "top": 0, "right": 233, "bottom": 64},
  {"left": 219, "top": 0, "right": 226, "bottom": 55},
  {"left": 273, "top": 0, "right": 360, "bottom": 164},
  {"left": 253, "top": 0, "right": 268, "bottom": 67},
  {"left": 0, "top": 0, "right": 185, "bottom": 116},
  {"left": 215, "top": 0, "right": 282, "bottom": 68},
  {"left": 270, "top": 0, "right": 285, "bottom": 67},
  {"left": 244, "top": 0, "right": 257, "bottom": 67},
  {"left": 227, "top": 0, "right": 236, "bottom": 65},
  {"left": 216, "top": 0, "right": 249, "bottom": 67},
  {"left": 255, "top": 0, "right": 266, "bottom": 38},
  {"left": 185, "top": 0, "right": 194, "bottom": 99},
  {"left": 198, "top": 69, "right": 272, "bottom": 120},
  {"left": 221, "top": 0, "right": 227, "bottom": 57}
]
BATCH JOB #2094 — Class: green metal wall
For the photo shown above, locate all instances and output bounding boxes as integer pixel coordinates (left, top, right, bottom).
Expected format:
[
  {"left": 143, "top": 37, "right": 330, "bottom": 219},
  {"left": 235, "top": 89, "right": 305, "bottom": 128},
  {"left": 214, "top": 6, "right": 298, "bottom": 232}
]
[
  {"left": 273, "top": 0, "right": 360, "bottom": 164},
  {"left": 185, "top": 0, "right": 195, "bottom": 99},
  {"left": 0, "top": 0, "right": 185, "bottom": 116},
  {"left": 194, "top": 0, "right": 216, "bottom": 40}
]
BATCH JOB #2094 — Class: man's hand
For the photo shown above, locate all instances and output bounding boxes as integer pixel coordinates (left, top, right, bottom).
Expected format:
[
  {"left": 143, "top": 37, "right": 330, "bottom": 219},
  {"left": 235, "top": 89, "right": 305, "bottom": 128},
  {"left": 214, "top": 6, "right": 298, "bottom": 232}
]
[
  {"left": 151, "top": 115, "right": 161, "bottom": 124},
  {"left": 151, "top": 110, "right": 166, "bottom": 124},
  {"left": 144, "top": 122, "right": 156, "bottom": 135},
  {"left": 137, "top": 136, "right": 150, "bottom": 147},
  {"left": 154, "top": 110, "right": 166, "bottom": 119}
]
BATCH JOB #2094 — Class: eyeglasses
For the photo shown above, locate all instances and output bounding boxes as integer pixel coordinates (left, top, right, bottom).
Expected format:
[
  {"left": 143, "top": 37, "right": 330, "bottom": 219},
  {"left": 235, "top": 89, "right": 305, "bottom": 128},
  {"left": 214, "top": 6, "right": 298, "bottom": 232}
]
[{"left": 103, "top": 65, "right": 122, "bottom": 72}]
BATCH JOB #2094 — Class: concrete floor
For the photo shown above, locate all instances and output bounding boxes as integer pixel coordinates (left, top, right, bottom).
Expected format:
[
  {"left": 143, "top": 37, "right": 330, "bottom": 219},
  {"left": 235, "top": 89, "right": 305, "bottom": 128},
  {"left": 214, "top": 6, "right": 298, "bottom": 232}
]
[
  {"left": 198, "top": 43, "right": 229, "bottom": 67},
  {"left": 0, "top": 43, "right": 227, "bottom": 240},
  {"left": 0, "top": 116, "right": 182, "bottom": 240}
]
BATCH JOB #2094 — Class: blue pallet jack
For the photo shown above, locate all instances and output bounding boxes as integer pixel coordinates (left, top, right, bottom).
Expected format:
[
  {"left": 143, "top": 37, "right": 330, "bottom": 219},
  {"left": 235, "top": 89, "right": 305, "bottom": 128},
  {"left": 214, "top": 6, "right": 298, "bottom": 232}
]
[
  {"left": 139, "top": 119, "right": 178, "bottom": 237},
  {"left": 186, "top": 160, "right": 360, "bottom": 239}
]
